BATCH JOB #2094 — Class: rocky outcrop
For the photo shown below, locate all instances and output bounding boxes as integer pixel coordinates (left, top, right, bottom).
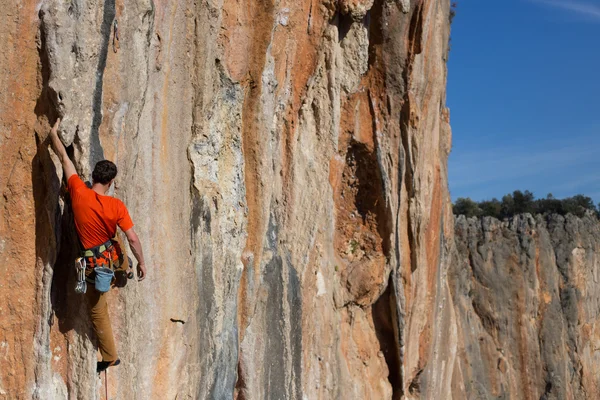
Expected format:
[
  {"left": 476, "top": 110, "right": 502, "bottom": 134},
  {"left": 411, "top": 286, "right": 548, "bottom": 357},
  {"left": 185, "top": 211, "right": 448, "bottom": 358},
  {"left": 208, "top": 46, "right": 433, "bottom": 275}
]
[
  {"left": 1, "top": 0, "right": 453, "bottom": 399},
  {"left": 451, "top": 213, "right": 600, "bottom": 399}
]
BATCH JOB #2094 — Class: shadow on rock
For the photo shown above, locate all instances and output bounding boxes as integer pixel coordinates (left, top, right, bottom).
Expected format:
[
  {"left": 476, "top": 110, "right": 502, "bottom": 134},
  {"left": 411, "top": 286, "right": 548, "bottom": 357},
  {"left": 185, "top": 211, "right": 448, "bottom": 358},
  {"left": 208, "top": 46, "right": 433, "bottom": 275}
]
[{"left": 33, "top": 13, "right": 94, "bottom": 349}]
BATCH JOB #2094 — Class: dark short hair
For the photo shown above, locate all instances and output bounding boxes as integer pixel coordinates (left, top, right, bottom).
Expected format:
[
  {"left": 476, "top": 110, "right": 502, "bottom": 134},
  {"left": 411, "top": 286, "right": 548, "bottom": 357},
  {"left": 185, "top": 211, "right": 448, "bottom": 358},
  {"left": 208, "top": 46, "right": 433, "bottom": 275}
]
[{"left": 92, "top": 160, "right": 117, "bottom": 184}]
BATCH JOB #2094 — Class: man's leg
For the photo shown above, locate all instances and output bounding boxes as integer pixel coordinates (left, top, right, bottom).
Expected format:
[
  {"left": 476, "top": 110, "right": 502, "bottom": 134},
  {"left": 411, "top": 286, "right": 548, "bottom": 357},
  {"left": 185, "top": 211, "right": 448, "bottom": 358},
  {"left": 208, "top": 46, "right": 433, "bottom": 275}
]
[{"left": 86, "top": 288, "right": 118, "bottom": 362}]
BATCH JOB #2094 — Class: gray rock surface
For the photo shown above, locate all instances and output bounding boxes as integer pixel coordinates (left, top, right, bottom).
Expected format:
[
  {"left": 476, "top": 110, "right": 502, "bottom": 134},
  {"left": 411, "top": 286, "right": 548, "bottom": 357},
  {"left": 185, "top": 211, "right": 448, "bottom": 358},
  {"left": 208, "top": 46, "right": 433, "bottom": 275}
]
[{"left": 451, "top": 213, "right": 600, "bottom": 399}]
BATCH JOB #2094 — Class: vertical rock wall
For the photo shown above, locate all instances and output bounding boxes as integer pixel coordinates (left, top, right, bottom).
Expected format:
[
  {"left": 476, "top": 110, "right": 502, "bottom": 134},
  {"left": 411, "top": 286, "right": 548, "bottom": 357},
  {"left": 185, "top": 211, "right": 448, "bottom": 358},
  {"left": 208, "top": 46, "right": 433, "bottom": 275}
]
[{"left": 0, "top": 0, "right": 453, "bottom": 399}]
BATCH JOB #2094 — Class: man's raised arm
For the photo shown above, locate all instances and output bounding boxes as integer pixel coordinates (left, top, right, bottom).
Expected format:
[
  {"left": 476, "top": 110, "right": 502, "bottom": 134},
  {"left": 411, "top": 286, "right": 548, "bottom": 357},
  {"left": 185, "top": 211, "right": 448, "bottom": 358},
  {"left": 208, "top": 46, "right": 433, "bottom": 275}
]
[{"left": 48, "top": 118, "right": 77, "bottom": 180}]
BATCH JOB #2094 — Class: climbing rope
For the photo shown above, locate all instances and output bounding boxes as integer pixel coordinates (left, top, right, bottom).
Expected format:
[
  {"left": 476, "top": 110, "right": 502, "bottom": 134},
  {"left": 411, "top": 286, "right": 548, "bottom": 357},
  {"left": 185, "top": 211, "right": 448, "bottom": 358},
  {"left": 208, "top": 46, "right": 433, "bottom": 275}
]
[
  {"left": 104, "top": 370, "right": 108, "bottom": 399},
  {"left": 112, "top": 19, "right": 120, "bottom": 53}
]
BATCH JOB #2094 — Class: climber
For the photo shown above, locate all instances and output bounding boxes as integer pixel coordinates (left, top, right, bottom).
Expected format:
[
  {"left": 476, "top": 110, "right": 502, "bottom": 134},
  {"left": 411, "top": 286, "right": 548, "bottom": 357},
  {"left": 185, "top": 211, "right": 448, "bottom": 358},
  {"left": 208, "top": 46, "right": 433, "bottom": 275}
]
[{"left": 48, "top": 118, "right": 148, "bottom": 373}]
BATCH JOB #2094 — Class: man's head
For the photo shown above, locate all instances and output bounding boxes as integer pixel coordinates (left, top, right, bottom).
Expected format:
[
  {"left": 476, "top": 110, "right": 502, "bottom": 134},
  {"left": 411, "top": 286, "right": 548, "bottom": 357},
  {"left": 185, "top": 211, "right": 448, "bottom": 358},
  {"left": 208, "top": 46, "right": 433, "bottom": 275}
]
[{"left": 92, "top": 160, "right": 118, "bottom": 185}]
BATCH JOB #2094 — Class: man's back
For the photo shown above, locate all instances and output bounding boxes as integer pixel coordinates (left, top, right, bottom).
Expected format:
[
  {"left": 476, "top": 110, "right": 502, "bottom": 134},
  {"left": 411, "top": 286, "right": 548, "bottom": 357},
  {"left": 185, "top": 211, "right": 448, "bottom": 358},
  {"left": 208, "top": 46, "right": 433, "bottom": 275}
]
[{"left": 68, "top": 175, "right": 133, "bottom": 249}]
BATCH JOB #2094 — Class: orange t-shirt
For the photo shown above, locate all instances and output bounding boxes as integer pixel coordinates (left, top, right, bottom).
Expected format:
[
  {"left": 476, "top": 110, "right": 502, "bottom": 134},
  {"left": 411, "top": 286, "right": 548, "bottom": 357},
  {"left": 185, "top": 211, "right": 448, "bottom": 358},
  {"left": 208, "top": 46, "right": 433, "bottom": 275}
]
[{"left": 68, "top": 175, "right": 134, "bottom": 249}]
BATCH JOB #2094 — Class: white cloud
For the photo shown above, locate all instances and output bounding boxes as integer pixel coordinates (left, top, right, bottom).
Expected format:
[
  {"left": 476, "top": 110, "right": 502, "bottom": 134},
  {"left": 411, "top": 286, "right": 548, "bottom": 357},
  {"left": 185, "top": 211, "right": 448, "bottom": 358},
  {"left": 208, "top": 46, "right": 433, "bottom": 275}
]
[
  {"left": 449, "top": 133, "right": 600, "bottom": 202},
  {"left": 555, "top": 174, "right": 600, "bottom": 192},
  {"left": 451, "top": 141, "right": 599, "bottom": 189},
  {"left": 531, "top": 0, "right": 600, "bottom": 21}
]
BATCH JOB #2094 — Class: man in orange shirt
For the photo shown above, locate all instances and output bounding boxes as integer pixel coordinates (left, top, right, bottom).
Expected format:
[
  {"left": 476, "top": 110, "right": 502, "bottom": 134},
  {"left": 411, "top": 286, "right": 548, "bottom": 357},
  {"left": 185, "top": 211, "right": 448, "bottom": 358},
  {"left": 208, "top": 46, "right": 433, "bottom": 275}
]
[{"left": 48, "top": 118, "right": 147, "bottom": 373}]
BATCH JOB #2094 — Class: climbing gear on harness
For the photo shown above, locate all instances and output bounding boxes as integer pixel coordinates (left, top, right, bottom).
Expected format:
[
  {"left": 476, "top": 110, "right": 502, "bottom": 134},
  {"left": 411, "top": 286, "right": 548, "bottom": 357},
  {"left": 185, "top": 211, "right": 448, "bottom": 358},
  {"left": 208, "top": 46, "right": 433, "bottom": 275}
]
[
  {"left": 82, "top": 239, "right": 120, "bottom": 289},
  {"left": 94, "top": 267, "right": 115, "bottom": 292},
  {"left": 81, "top": 238, "right": 129, "bottom": 292},
  {"left": 127, "top": 264, "right": 134, "bottom": 280},
  {"left": 82, "top": 240, "right": 114, "bottom": 260},
  {"left": 75, "top": 257, "right": 87, "bottom": 294},
  {"left": 112, "top": 18, "right": 120, "bottom": 53},
  {"left": 83, "top": 240, "right": 119, "bottom": 269},
  {"left": 113, "top": 256, "right": 134, "bottom": 287}
]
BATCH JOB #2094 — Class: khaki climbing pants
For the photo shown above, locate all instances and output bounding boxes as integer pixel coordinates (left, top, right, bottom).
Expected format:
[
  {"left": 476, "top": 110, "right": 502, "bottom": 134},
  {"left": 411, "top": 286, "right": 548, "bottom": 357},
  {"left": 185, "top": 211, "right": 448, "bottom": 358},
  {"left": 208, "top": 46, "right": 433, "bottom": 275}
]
[
  {"left": 86, "top": 288, "right": 118, "bottom": 362},
  {"left": 82, "top": 235, "right": 130, "bottom": 362}
]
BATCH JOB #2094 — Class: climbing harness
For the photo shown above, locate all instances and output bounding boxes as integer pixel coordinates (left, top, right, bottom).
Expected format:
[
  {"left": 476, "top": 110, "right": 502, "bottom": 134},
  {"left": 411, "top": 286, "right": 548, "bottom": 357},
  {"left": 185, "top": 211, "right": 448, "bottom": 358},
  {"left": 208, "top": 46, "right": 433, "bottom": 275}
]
[
  {"left": 83, "top": 240, "right": 118, "bottom": 269},
  {"left": 112, "top": 19, "right": 120, "bottom": 53},
  {"left": 80, "top": 238, "right": 133, "bottom": 292},
  {"left": 81, "top": 240, "right": 119, "bottom": 291},
  {"left": 75, "top": 257, "right": 87, "bottom": 294}
]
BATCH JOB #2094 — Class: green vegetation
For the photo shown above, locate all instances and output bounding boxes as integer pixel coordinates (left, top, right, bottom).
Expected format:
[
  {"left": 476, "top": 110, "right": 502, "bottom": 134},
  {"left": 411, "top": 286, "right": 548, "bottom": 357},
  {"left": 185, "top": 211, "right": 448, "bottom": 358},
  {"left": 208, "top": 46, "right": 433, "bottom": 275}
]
[
  {"left": 349, "top": 239, "right": 359, "bottom": 254},
  {"left": 453, "top": 191, "right": 600, "bottom": 219},
  {"left": 448, "top": 2, "right": 457, "bottom": 55},
  {"left": 449, "top": 2, "right": 458, "bottom": 25}
]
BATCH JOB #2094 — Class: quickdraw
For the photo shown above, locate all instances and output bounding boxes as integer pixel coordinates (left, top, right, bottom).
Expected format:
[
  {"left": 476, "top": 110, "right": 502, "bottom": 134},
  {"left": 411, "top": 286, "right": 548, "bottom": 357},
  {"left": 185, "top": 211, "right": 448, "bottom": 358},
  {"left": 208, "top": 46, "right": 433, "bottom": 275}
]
[{"left": 75, "top": 257, "right": 87, "bottom": 294}]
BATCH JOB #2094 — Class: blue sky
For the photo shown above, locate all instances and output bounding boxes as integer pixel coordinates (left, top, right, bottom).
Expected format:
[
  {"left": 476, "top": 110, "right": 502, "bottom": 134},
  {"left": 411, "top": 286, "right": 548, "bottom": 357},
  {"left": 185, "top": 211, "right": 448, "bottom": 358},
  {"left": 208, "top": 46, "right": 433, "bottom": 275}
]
[{"left": 447, "top": 0, "right": 600, "bottom": 204}]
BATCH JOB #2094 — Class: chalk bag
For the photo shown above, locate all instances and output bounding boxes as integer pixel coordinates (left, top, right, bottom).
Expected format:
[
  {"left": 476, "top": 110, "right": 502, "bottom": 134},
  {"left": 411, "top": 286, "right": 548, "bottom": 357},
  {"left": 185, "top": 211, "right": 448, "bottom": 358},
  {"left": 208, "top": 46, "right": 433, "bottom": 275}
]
[{"left": 94, "top": 267, "right": 114, "bottom": 293}]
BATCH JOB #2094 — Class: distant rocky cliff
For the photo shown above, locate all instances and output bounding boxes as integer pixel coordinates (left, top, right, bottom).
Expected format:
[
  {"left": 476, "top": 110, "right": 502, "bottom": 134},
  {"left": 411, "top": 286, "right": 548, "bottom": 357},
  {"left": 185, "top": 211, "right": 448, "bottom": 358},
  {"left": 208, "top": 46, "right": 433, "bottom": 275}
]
[{"left": 451, "top": 213, "right": 600, "bottom": 399}]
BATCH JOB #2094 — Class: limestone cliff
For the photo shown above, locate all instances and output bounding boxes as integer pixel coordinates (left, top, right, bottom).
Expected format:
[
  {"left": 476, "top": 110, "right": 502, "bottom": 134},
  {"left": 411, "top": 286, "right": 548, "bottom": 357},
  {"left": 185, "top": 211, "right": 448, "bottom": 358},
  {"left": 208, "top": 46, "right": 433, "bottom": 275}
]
[
  {"left": 0, "top": 0, "right": 453, "bottom": 399},
  {"left": 452, "top": 213, "right": 600, "bottom": 399}
]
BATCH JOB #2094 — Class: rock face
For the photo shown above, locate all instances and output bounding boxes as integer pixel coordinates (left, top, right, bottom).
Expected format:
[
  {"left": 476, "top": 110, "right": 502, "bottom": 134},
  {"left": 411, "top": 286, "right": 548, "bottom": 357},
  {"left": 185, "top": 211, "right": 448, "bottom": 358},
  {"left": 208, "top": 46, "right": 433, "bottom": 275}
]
[
  {"left": 4, "top": 1, "right": 600, "bottom": 399},
  {"left": 1, "top": 0, "right": 454, "bottom": 399},
  {"left": 452, "top": 213, "right": 600, "bottom": 399}
]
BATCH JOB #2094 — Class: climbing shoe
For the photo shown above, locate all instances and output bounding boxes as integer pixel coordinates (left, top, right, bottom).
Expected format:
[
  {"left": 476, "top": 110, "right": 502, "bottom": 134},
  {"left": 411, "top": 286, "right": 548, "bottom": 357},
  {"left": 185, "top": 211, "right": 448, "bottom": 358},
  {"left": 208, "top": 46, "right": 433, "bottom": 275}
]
[{"left": 97, "top": 359, "right": 120, "bottom": 373}]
